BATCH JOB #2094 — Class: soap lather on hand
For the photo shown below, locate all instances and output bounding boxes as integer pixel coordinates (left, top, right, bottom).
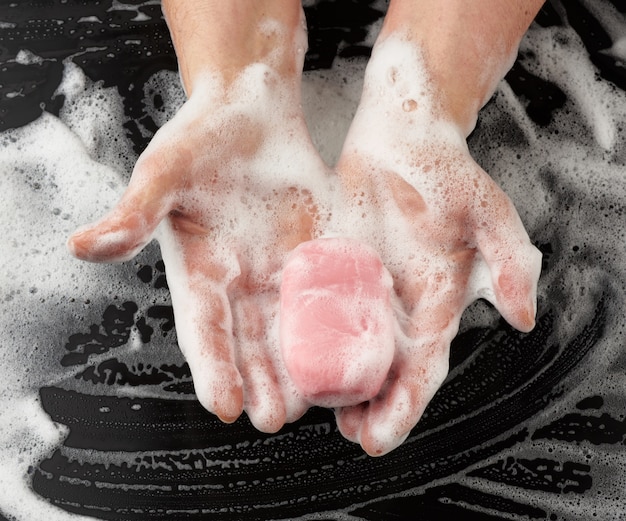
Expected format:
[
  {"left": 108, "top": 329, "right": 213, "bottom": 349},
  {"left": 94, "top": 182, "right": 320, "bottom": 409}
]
[{"left": 68, "top": 0, "right": 545, "bottom": 456}]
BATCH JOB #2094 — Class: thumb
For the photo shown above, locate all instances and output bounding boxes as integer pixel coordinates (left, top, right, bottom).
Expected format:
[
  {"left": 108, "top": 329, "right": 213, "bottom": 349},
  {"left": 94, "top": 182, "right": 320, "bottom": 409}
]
[
  {"left": 468, "top": 175, "right": 542, "bottom": 333},
  {"left": 68, "top": 161, "right": 176, "bottom": 263},
  {"left": 474, "top": 229, "right": 542, "bottom": 333}
]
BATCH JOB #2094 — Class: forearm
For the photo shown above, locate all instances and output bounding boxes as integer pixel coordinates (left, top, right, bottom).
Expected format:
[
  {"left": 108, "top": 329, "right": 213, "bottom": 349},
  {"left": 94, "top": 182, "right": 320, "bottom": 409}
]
[
  {"left": 162, "top": 0, "right": 305, "bottom": 95},
  {"left": 380, "top": 0, "right": 545, "bottom": 134}
]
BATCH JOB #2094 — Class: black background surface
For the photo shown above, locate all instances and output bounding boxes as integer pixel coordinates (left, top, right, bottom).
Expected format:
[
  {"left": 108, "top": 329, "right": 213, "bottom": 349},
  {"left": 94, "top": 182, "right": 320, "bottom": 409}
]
[{"left": 1, "top": 1, "right": 625, "bottom": 520}]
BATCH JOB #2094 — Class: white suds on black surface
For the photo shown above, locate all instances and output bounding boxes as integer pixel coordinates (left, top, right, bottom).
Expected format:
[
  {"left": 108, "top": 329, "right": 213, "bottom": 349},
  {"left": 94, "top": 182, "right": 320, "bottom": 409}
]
[{"left": 1, "top": 1, "right": 625, "bottom": 520}]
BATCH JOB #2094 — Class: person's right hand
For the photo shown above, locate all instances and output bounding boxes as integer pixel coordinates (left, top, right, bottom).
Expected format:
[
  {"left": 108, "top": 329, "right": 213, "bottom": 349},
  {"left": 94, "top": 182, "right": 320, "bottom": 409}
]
[{"left": 68, "top": 64, "right": 333, "bottom": 433}]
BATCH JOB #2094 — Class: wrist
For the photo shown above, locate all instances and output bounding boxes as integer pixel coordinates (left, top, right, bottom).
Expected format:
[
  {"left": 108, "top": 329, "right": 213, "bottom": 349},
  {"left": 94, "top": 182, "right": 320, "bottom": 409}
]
[
  {"left": 337, "top": 34, "right": 469, "bottom": 190},
  {"left": 162, "top": 0, "right": 306, "bottom": 96},
  {"left": 377, "top": 0, "right": 543, "bottom": 135},
  {"left": 372, "top": 31, "right": 504, "bottom": 136},
  {"left": 355, "top": 35, "right": 468, "bottom": 148}
]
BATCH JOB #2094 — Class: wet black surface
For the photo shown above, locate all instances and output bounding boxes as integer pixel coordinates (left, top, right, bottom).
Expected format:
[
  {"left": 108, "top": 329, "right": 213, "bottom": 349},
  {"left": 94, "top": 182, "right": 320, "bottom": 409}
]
[
  {"left": 1, "top": 1, "right": 625, "bottom": 520},
  {"left": 32, "top": 297, "right": 608, "bottom": 519}
]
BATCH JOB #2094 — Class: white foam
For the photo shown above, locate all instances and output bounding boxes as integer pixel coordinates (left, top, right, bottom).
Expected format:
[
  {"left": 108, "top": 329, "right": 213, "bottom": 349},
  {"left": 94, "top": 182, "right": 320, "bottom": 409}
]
[
  {"left": 0, "top": 1, "right": 625, "bottom": 517},
  {"left": 108, "top": 0, "right": 160, "bottom": 18},
  {"left": 579, "top": 0, "right": 626, "bottom": 48},
  {"left": 0, "top": 65, "right": 173, "bottom": 520},
  {"left": 520, "top": 25, "right": 619, "bottom": 151},
  {"left": 0, "top": 393, "right": 96, "bottom": 521},
  {"left": 56, "top": 59, "right": 137, "bottom": 175},
  {"left": 15, "top": 49, "right": 47, "bottom": 65}
]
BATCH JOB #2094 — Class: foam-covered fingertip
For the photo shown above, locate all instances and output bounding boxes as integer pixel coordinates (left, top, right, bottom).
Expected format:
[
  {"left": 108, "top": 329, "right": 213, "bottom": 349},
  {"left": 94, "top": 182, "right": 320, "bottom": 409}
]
[
  {"left": 242, "top": 373, "right": 288, "bottom": 433},
  {"left": 335, "top": 404, "right": 366, "bottom": 444},
  {"left": 360, "top": 425, "right": 410, "bottom": 457},
  {"left": 518, "top": 296, "right": 538, "bottom": 333},
  {"left": 194, "top": 363, "right": 244, "bottom": 424},
  {"left": 216, "top": 402, "right": 243, "bottom": 425},
  {"left": 500, "top": 301, "right": 536, "bottom": 333},
  {"left": 67, "top": 225, "right": 96, "bottom": 260},
  {"left": 493, "top": 247, "right": 541, "bottom": 333},
  {"left": 473, "top": 236, "right": 542, "bottom": 333},
  {"left": 247, "top": 408, "right": 286, "bottom": 434},
  {"left": 67, "top": 223, "right": 145, "bottom": 263},
  {"left": 67, "top": 208, "right": 160, "bottom": 263}
]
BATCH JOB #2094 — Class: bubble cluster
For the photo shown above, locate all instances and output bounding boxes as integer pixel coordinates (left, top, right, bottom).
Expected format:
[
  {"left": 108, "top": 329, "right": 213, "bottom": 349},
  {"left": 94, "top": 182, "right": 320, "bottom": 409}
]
[{"left": 0, "top": 0, "right": 625, "bottom": 519}]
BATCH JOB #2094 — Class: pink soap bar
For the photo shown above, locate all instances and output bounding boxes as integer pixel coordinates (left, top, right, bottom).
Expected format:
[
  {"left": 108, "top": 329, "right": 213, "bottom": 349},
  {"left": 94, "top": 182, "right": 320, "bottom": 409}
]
[{"left": 280, "top": 238, "right": 395, "bottom": 408}]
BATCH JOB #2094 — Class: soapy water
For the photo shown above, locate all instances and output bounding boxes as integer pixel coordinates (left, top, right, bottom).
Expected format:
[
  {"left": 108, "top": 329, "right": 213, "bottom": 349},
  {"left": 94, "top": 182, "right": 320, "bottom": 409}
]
[{"left": 1, "top": 0, "right": 626, "bottom": 519}]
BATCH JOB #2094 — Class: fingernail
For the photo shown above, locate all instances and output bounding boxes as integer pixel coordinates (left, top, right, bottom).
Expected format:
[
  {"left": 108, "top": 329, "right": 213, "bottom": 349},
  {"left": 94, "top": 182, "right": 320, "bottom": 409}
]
[
  {"left": 520, "top": 298, "right": 537, "bottom": 332},
  {"left": 66, "top": 227, "right": 92, "bottom": 257}
]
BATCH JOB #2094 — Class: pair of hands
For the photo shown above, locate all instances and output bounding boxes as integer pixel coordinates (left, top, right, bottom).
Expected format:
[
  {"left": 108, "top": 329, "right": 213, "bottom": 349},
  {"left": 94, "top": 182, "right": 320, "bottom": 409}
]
[{"left": 68, "top": 39, "right": 541, "bottom": 456}]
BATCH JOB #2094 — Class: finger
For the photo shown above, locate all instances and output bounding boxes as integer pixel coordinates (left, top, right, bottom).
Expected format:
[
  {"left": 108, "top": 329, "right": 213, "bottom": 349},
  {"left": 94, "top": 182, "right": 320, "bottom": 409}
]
[
  {"left": 67, "top": 153, "right": 182, "bottom": 263},
  {"left": 245, "top": 292, "right": 310, "bottom": 425},
  {"left": 232, "top": 293, "right": 287, "bottom": 433},
  {"left": 274, "top": 354, "right": 310, "bottom": 426},
  {"left": 160, "top": 231, "right": 244, "bottom": 423},
  {"left": 180, "top": 304, "right": 244, "bottom": 424},
  {"left": 474, "top": 216, "right": 542, "bottom": 333},
  {"left": 239, "top": 351, "right": 286, "bottom": 432},
  {"left": 358, "top": 334, "right": 451, "bottom": 457},
  {"left": 356, "top": 277, "right": 464, "bottom": 456},
  {"left": 335, "top": 402, "right": 366, "bottom": 444}
]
